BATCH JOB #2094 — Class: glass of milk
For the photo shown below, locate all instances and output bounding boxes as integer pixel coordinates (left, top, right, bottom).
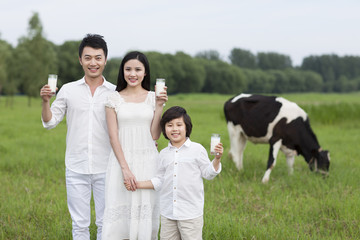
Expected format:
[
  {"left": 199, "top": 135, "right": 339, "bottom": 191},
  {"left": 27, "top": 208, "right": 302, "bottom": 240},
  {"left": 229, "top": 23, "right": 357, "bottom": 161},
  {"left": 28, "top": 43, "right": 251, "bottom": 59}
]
[
  {"left": 48, "top": 74, "right": 58, "bottom": 95},
  {"left": 155, "top": 78, "right": 166, "bottom": 96},
  {"left": 210, "top": 134, "right": 221, "bottom": 155}
]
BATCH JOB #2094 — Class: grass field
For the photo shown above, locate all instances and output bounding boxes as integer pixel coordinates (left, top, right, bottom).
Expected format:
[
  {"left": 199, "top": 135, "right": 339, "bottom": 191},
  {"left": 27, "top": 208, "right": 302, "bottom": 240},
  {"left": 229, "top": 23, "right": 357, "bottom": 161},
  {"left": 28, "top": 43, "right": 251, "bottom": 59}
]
[{"left": 1, "top": 93, "right": 360, "bottom": 239}]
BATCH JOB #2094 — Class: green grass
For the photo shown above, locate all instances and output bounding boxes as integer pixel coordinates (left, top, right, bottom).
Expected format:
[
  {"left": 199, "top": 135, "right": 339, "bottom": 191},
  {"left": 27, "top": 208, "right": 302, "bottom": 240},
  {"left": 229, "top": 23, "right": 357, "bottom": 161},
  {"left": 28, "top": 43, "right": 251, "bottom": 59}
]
[{"left": 1, "top": 93, "right": 360, "bottom": 239}]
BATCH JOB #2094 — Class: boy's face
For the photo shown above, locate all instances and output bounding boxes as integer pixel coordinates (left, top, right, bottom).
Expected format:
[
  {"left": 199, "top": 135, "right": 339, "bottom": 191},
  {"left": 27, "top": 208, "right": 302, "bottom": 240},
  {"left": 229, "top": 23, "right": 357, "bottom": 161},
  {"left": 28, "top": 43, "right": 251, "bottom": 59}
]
[{"left": 165, "top": 117, "right": 187, "bottom": 148}]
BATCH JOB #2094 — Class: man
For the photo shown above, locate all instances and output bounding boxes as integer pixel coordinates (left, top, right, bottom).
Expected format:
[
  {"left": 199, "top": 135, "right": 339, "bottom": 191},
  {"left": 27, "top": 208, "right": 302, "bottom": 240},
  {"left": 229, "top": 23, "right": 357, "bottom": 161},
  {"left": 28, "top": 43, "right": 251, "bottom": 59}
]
[{"left": 40, "top": 34, "right": 116, "bottom": 239}]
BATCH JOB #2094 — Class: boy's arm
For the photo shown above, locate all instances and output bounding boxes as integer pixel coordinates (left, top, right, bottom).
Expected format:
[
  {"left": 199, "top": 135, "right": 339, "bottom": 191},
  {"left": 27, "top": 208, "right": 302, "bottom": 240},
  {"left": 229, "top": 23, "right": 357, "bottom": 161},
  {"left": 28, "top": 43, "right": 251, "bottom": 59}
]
[
  {"left": 137, "top": 180, "right": 155, "bottom": 189},
  {"left": 125, "top": 180, "right": 155, "bottom": 191},
  {"left": 212, "top": 143, "right": 223, "bottom": 172},
  {"left": 198, "top": 142, "right": 223, "bottom": 180}
]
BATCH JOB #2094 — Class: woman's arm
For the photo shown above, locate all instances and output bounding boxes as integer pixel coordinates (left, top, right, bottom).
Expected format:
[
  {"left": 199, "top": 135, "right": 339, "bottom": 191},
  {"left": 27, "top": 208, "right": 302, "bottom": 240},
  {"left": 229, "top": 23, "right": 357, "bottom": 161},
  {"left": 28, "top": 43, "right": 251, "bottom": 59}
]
[
  {"left": 150, "top": 87, "right": 168, "bottom": 140},
  {"left": 106, "top": 107, "right": 137, "bottom": 191}
]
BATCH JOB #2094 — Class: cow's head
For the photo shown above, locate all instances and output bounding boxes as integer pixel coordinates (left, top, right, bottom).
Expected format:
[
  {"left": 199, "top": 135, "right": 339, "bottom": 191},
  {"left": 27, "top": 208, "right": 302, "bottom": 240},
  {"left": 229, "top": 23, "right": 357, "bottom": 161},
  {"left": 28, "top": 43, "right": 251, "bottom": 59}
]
[{"left": 309, "top": 150, "right": 330, "bottom": 175}]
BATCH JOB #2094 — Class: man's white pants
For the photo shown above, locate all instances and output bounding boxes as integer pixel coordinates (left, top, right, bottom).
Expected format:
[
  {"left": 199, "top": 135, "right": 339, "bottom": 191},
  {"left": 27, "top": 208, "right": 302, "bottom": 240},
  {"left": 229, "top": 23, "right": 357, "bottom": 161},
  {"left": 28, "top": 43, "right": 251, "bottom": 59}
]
[{"left": 66, "top": 168, "right": 105, "bottom": 240}]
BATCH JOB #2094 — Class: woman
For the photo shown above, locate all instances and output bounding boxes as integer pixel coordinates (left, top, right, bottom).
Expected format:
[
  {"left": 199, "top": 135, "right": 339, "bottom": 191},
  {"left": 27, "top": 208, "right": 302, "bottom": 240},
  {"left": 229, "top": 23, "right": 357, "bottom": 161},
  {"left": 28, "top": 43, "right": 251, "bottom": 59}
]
[{"left": 102, "top": 51, "right": 168, "bottom": 239}]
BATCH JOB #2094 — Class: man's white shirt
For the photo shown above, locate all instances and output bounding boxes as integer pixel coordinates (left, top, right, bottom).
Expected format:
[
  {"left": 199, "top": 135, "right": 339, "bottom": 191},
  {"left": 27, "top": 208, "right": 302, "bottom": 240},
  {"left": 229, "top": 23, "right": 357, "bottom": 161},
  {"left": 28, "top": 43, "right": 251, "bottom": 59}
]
[{"left": 42, "top": 77, "right": 116, "bottom": 174}]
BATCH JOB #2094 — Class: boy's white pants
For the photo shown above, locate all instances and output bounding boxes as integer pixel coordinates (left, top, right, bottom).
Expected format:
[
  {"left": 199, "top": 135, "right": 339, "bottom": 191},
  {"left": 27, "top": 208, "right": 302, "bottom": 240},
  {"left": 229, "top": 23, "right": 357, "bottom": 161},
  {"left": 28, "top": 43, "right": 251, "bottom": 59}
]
[{"left": 66, "top": 168, "right": 106, "bottom": 240}]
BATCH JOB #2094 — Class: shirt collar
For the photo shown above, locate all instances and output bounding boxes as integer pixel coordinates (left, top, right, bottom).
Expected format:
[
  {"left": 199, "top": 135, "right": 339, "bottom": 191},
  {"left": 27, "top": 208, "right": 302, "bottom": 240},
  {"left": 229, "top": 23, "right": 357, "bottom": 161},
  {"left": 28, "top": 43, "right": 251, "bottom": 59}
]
[
  {"left": 168, "top": 138, "right": 191, "bottom": 150},
  {"left": 78, "top": 76, "right": 114, "bottom": 90}
]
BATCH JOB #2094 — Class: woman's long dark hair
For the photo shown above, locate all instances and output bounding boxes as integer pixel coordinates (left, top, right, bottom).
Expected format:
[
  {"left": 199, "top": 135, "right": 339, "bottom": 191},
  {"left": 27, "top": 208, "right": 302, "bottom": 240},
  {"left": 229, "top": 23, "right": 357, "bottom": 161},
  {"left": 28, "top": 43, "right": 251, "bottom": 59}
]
[{"left": 116, "top": 51, "right": 150, "bottom": 91}]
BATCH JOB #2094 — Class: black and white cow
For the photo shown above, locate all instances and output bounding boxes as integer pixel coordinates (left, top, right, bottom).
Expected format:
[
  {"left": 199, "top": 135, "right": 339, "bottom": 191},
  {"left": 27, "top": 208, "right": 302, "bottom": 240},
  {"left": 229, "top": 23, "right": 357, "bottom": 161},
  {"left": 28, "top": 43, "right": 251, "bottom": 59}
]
[{"left": 224, "top": 93, "right": 330, "bottom": 183}]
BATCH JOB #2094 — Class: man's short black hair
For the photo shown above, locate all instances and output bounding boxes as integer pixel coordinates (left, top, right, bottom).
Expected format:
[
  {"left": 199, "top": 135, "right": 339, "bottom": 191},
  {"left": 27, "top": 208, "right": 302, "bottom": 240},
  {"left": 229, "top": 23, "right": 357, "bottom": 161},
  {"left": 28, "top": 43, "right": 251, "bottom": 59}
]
[{"left": 78, "top": 34, "right": 108, "bottom": 58}]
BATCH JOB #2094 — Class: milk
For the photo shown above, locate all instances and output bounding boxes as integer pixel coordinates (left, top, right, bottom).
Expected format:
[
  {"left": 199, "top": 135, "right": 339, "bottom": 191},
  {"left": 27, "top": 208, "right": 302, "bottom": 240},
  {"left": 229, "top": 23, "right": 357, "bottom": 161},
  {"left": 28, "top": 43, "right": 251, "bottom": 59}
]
[
  {"left": 155, "top": 78, "right": 165, "bottom": 96},
  {"left": 48, "top": 74, "right": 57, "bottom": 94},
  {"left": 210, "top": 134, "right": 221, "bottom": 155}
]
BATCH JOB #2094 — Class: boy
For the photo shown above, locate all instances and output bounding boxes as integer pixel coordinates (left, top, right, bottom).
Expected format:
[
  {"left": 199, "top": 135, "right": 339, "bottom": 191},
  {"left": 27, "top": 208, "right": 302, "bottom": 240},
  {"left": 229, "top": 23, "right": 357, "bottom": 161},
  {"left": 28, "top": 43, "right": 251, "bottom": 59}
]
[{"left": 127, "top": 106, "right": 223, "bottom": 240}]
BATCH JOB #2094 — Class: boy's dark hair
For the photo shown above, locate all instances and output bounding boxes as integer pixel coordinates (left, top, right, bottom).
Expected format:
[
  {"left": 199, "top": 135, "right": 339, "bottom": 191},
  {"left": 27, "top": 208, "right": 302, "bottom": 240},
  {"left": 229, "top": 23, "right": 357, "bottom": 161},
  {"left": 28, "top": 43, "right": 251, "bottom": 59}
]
[
  {"left": 78, "top": 34, "right": 108, "bottom": 58},
  {"left": 160, "top": 106, "right": 192, "bottom": 140},
  {"left": 116, "top": 51, "right": 150, "bottom": 91}
]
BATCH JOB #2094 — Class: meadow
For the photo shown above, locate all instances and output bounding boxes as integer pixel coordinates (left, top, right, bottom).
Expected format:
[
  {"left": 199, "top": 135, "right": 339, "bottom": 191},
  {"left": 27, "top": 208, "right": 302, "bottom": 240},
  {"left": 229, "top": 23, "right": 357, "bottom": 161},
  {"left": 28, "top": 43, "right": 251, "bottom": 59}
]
[{"left": 1, "top": 92, "right": 360, "bottom": 239}]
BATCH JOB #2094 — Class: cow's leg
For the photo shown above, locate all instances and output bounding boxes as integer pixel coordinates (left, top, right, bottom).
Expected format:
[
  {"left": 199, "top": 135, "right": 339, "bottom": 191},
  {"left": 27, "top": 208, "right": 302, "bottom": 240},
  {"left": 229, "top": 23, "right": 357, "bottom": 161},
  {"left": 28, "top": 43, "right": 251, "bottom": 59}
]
[
  {"left": 227, "top": 122, "right": 247, "bottom": 170},
  {"left": 236, "top": 133, "right": 247, "bottom": 170},
  {"left": 262, "top": 140, "right": 282, "bottom": 183},
  {"left": 286, "top": 156, "right": 295, "bottom": 175},
  {"left": 281, "top": 146, "right": 297, "bottom": 175}
]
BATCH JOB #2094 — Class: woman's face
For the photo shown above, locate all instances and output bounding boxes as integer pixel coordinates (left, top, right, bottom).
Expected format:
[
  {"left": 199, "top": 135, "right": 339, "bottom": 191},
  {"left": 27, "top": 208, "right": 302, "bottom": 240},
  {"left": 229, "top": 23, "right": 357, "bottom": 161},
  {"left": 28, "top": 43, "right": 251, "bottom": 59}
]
[{"left": 123, "top": 59, "right": 146, "bottom": 88}]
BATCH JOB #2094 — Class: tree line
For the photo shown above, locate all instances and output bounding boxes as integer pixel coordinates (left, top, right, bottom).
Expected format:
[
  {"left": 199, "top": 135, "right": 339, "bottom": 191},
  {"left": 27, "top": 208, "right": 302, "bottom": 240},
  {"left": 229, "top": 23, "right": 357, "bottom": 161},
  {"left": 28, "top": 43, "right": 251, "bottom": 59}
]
[{"left": 1, "top": 13, "right": 360, "bottom": 106}]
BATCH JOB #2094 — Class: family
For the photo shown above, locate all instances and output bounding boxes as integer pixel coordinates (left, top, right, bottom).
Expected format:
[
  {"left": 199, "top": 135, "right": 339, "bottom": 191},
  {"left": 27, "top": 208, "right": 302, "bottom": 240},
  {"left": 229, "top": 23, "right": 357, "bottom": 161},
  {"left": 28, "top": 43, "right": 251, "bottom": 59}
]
[{"left": 39, "top": 34, "right": 224, "bottom": 240}]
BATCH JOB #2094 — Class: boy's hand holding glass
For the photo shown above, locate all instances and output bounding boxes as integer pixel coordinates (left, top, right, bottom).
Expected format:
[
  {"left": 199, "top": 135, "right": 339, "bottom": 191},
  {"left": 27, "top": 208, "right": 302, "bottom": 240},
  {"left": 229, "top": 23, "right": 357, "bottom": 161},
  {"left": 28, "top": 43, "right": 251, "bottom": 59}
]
[{"left": 213, "top": 142, "right": 223, "bottom": 159}]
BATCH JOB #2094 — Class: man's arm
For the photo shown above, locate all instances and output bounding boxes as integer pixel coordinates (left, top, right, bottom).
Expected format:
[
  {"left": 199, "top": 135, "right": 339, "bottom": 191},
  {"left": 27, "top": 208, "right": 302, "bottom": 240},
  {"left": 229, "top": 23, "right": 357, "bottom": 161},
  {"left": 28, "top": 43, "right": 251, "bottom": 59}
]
[{"left": 40, "top": 85, "right": 53, "bottom": 122}]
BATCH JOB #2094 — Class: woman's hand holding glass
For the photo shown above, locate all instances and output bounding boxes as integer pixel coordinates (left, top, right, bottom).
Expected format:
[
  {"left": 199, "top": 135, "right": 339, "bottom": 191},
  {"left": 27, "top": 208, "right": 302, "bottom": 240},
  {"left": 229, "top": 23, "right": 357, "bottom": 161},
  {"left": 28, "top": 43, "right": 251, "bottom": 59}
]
[{"left": 155, "top": 86, "right": 168, "bottom": 107}]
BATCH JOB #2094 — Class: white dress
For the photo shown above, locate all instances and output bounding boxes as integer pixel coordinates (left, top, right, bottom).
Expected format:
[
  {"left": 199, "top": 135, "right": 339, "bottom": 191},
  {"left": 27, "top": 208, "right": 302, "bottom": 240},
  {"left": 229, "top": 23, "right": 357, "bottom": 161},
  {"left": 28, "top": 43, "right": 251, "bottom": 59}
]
[{"left": 102, "top": 91, "right": 160, "bottom": 240}]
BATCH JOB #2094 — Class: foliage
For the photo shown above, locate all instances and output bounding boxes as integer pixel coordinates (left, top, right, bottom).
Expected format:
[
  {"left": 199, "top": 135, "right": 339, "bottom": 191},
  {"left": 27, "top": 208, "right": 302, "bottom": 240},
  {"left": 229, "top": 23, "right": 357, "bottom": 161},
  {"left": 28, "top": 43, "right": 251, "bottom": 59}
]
[
  {"left": 147, "top": 51, "right": 206, "bottom": 94},
  {"left": 2, "top": 13, "right": 360, "bottom": 101},
  {"left": 201, "top": 59, "right": 247, "bottom": 94},
  {"left": 229, "top": 48, "right": 257, "bottom": 69},
  {"left": 301, "top": 54, "right": 360, "bottom": 92},
  {"left": 13, "top": 13, "right": 58, "bottom": 106},
  {"left": 0, "top": 39, "right": 13, "bottom": 96},
  {"left": 173, "top": 51, "right": 206, "bottom": 93},
  {"left": 257, "top": 52, "right": 292, "bottom": 70},
  {"left": 57, "top": 40, "right": 83, "bottom": 86},
  {"left": 229, "top": 48, "right": 292, "bottom": 70},
  {"left": 195, "top": 49, "right": 221, "bottom": 61}
]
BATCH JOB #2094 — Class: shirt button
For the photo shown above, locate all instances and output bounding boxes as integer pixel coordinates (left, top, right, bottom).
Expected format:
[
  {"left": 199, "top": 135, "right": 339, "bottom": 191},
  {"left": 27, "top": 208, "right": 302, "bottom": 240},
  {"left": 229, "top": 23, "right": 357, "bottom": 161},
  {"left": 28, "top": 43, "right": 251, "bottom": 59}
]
[
  {"left": 174, "top": 200, "right": 176, "bottom": 202},
  {"left": 175, "top": 162, "right": 177, "bottom": 165},
  {"left": 174, "top": 187, "right": 176, "bottom": 189},
  {"left": 174, "top": 174, "right": 176, "bottom": 177}
]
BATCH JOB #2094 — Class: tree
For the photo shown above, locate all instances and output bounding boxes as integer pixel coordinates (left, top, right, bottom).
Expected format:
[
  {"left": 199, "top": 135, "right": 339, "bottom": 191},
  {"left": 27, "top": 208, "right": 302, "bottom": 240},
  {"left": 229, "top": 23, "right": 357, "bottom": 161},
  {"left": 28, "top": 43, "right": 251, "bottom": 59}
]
[
  {"left": 303, "top": 70, "right": 323, "bottom": 92},
  {"left": 103, "top": 57, "right": 122, "bottom": 85},
  {"left": 58, "top": 40, "right": 83, "bottom": 86},
  {"left": 268, "top": 70, "right": 289, "bottom": 93},
  {"left": 229, "top": 48, "right": 257, "bottom": 69},
  {"left": 146, "top": 52, "right": 178, "bottom": 94},
  {"left": 283, "top": 69, "right": 306, "bottom": 92},
  {"left": 0, "top": 39, "right": 13, "bottom": 97},
  {"left": 257, "top": 52, "right": 292, "bottom": 70},
  {"left": 14, "top": 12, "right": 58, "bottom": 106},
  {"left": 173, "top": 52, "right": 206, "bottom": 93},
  {"left": 334, "top": 75, "right": 350, "bottom": 92},
  {"left": 195, "top": 50, "right": 221, "bottom": 61},
  {"left": 202, "top": 60, "right": 247, "bottom": 94},
  {"left": 245, "top": 69, "right": 275, "bottom": 93}
]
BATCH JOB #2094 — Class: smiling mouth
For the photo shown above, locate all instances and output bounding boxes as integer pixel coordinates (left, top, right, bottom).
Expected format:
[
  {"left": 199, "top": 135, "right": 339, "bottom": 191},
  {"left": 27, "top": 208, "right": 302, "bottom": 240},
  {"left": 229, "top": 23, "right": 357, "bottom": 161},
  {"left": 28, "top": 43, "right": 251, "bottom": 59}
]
[{"left": 89, "top": 68, "right": 99, "bottom": 72}]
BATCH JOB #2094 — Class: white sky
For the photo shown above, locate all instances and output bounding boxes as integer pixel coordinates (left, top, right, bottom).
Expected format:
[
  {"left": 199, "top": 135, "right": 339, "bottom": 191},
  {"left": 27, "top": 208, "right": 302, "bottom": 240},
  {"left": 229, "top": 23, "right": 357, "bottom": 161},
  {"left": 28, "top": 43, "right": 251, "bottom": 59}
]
[{"left": 1, "top": 0, "right": 359, "bottom": 66}]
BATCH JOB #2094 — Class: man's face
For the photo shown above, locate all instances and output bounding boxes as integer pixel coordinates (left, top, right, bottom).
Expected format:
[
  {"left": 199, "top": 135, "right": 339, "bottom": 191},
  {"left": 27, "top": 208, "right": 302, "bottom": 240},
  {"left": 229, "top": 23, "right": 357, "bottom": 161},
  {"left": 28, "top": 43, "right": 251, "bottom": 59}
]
[{"left": 79, "top": 46, "right": 107, "bottom": 79}]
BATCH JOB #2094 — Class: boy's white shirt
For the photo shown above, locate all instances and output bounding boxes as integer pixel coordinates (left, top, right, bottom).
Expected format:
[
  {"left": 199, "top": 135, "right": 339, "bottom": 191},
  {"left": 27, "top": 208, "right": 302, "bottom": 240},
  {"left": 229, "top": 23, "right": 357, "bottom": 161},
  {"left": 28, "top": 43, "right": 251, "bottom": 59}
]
[{"left": 151, "top": 138, "right": 221, "bottom": 220}]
